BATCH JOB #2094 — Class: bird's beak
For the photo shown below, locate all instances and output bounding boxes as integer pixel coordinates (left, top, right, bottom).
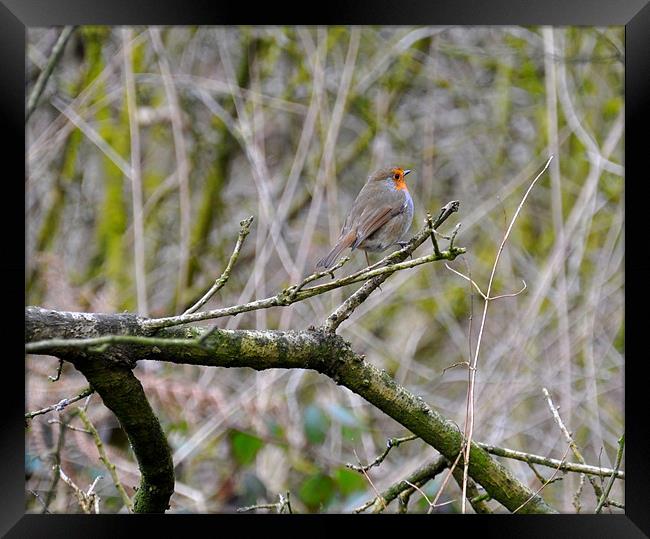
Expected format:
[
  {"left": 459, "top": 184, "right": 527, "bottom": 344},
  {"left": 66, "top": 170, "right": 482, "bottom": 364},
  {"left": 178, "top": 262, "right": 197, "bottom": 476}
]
[{"left": 404, "top": 169, "right": 412, "bottom": 176}]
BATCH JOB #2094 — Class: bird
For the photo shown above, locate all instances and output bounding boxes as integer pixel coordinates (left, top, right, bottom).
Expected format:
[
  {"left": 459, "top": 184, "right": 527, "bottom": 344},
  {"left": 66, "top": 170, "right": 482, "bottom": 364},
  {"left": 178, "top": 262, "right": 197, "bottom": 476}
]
[{"left": 316, "top": 166, "right": 414, "bottom": 269}]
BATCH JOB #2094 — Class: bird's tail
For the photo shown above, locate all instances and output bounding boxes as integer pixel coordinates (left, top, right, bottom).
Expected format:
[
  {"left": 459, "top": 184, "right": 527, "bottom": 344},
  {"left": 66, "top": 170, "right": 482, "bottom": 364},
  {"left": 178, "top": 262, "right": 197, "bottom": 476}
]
[{"left": 316, "top": 230, "right": 356, "bottom": 269}]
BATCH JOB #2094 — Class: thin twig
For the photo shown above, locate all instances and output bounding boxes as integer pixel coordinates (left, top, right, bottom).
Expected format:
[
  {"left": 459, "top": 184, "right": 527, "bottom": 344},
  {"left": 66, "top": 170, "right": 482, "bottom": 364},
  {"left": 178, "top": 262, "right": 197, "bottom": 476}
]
[
  {"left": 324, "top": 201, "right": 461, "bottom": 332},
  {"left": 595, "top": 434, "right": 625, "bottom": 513},
  {"left": 354, "top": 455, "right": 448, "bottom": 514},
  {"left": 26, "top": 26, "right": 76, "bottom": 122},
  {"left": 47, "top": 419, "right": 92, "bottom": 433},
  {"left": 48, "top": 359, "right": 64, "bottom": 382},
  {"left": 41, "top": 414, "right": 70, "bottom": 513},
  {"left": 426, "top": 212, "right": 441, "bottom": 257},
  {"left": 58, "top": 466, "right": 101, "bottom": 514},
  {"left": 513, "top": 444, "right": 571, "bottom": 514},
  {"left": 445, "top": 263, "right": 487, "bottom": 299},
  {"left": 77, "top": 408, "right": 133, "bottom": 512},
  {"left": 346, "top": 434, "right": 417, "bottom": 473},
  {"left": 353, "top": 449, "right": 386, "bottom": 511},
  {"left": 404, "top": 480, "right": 455, "bottom": 511},
  {"left": 459, "top": 156, "right": 553, "bottom": 513},
  {"left": 29, "top": 490, "right": 50, "bottom": 513},
  {"left": 184, "top": 216, "right": 254, "bottom": 315},
  {"left": 451, "top": 466, "right": 492, "bottom": 513},
  {"left": 542, "top": 387, "right": 604, "bottom": 501},
  {"left": 477, "top": 442, "right": 624, "bottom": 479},
  {"left": 237, "top": 491, "right": 293, "bottom": 513},
  {"left": 573, "top": 472, "right": 586, "bottom": 512},
  {"left": 25, "top": 387, "right": 94, "bottom": 421},
  {"left": 286, "top": 256, "right": 351, "bottom": 300}
]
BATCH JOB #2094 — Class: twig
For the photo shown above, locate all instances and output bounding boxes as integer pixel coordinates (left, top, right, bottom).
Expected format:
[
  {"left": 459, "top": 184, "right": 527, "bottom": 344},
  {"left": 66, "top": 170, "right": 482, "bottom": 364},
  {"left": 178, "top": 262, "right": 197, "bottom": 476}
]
[
  {"left": 526, "top": 462, "right": 563, "bottom": 486},
  {"left": 237, "top": 491, "right": 293, "bottom": 513},
  {"left": 123, "top": 207, "right": 459, "bottom": 337},
  {"left": 459, "top": 156, "right": 553, "bottom": 513},
  {"left": 346, "top": 434, "right": 417, "bottom": 473},
  {"left": 47, "top": 419, "right": 91, "bottom": 433},
  {"left": 405, "top": 480, "right": 455, "bottom": 511},
  {"left": 77, "top": 408, "right": 134, "bottom": 512},
  {"left": 573, "top": 472, "right": 586, "bottom": 513},
  {"left": 445, "top": 263, "right": 487, "bottom": 299},
  {"left": 324, "top": 200, "right": 461, "bottom": 332},
  {"left": 542, "top": 387, "right": 604, "bottom": 501},
  {"left": 25, "top": 387, "right": 94, "bottom": 421},
  {"left": 477, "top": 442, "right": 624, "bottom": 479},
  {"left": 513, "top": 444, "right": 571, "bottom": 514},
  {"left": 528, "top": 462, "right": 552, "bottom": 484},
  {"left": 286, "top": 256, "right": 350, "bottom": 300},
  {"left": 450, "top": 466, "right": 492, "bottom": 513},
  {"left": 426, "top": 212, "right": 441, "bottom": 256},
  {"left": 184, "top": 216, "right": 254, "bottom": 315},
  {"left": 48, "top": 359, "right": 64, "bottom": 382},
  {"left": 26, "top": 26, "right": 76, "bottom": 122},
  {"left": 58, "top": 466, "right": 101, "bottom": 514},
  {"left": 353, "top": 449, "right": 386, "bottom": 512},
  {"left": 29, "top": 490, "right": 50, "bottom": 513},
  {"left": 41, "top": 414, "right": 69, "bottom": 512},
  {"left": 429, "top": 450, "right": 464, "bottom": 512},
  {"left": 236, "top": 503, "right": 280, "bottom": 513},
  {"left": 354, "top": 456, "right": 448, "bottom": 514},
  {"left": 595, "top": 434, "right": 625, "bottom": 513},
  {"left": 446, "top": 264, "right": 526, "bottom": 301}
]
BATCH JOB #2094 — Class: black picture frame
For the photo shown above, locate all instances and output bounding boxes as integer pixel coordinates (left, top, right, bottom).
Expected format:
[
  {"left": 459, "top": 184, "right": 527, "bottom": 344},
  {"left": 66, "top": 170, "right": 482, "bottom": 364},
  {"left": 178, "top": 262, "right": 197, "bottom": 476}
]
[{"left": 7, "top": 1, "right": 648, "bottom": 536}]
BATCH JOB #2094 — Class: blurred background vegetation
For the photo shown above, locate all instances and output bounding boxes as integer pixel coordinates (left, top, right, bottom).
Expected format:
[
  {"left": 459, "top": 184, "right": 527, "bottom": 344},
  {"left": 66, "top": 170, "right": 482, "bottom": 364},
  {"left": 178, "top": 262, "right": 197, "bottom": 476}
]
[{"left": 25, "top": 25, "right": 624, "bottom": 513}]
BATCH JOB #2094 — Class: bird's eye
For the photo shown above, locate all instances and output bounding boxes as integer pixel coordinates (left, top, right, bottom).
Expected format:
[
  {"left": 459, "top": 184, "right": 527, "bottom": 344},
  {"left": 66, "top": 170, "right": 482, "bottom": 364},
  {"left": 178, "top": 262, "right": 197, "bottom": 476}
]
[{"left": 394, "top": 173, "right": 400, "bottom": 180}]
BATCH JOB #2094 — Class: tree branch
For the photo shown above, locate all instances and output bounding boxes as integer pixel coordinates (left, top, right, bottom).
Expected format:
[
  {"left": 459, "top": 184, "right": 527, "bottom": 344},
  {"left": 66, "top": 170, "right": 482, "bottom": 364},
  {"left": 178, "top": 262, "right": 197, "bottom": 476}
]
[
  {"left": 25, "top": 306, "right": 557, "bottom": 514},
  {"left": 26, "top": 26, "right": 77, "bottom": 123}
]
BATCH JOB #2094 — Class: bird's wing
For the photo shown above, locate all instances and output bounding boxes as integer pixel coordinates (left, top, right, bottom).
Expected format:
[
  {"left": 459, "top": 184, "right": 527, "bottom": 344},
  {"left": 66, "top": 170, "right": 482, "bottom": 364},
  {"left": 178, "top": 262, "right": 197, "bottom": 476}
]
[{"left": 351, "top": 205, "right": 397, "bottom": 249}]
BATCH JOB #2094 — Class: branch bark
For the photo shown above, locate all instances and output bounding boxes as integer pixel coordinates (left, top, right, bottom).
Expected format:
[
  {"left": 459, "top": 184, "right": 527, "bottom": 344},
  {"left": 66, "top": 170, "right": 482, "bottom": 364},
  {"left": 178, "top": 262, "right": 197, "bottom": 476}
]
[{"left": 25, "top": 306, "right": 557, "bottom": 514}]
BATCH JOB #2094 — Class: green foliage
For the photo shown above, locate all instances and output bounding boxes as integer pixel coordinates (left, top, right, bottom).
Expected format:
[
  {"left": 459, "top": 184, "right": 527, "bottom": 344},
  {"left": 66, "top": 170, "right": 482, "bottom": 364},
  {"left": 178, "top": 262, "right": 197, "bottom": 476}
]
[
  {"left": 298, "top": 472, "right": 335, "bottom": 511},
  {"left": 334, "top": 467, "right": 366, "bottom": 496},
  {"left": 229, "top": 430, "right": 264, "bottom": 466}
]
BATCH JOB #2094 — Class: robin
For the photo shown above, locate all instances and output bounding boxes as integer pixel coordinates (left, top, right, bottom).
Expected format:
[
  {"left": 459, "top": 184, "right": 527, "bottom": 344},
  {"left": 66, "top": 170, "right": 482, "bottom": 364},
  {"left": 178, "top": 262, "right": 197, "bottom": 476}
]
[{"left": 316, "top": 166, "right": 414, "bottom": 269}]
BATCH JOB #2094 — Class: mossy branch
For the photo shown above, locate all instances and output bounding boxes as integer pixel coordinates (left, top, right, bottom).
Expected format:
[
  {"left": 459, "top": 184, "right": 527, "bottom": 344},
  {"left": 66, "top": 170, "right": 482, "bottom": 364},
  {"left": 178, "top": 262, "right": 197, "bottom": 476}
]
[{"left": 25, "top": 306, "right": 556, "bottom": 514}]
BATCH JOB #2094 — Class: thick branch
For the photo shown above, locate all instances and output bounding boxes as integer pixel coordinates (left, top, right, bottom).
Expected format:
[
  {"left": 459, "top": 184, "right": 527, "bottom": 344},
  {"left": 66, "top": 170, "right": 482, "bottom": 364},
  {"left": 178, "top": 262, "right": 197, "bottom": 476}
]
[
  {"left": 25, "top": 307, "right": 556, "bottom": 514},
  {"left": 71, "top": 359, "right": 174, "bottom": 513}
]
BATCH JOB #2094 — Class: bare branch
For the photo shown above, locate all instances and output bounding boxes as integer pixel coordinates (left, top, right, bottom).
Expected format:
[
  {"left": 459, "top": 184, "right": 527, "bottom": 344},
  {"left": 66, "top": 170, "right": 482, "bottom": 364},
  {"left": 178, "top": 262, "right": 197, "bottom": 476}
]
[
  {"left": 478, "top": 442, "right": 624, "bottom": 480},
  {"left": 26, "top": 26, "right": 77, "bottom": 122},
  {"left": 184, "top": 216, "right": 254, "bottom": 315},
  {"left": 459, "top": 156, "right": 552, "bottom": 513},
  {"left": 346, "top": 434, "right": 418, "bottom": 473},
  {"left": 134, "top": 207, "right": 464, "bottom": 332},
  {"left": 25, "top": 386, "right": 94, "bottom": 421},
  {"left": 355, "top": 456, "right": 448, "bottom": 514},
  {"left": 543, "top": 387, "right": 605, "bottom": 501},
  {"left": 77, "top": 408, "right": 134, "bottom": 512},
  {"left": 58, "top": 466, "right": 101, "bottom": 514},
  {"left": 513, "top": 444, "right": 571, "bottom": 514},
  {"left": 595, "top": 434, "right": 625, "bottom": 514}
]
